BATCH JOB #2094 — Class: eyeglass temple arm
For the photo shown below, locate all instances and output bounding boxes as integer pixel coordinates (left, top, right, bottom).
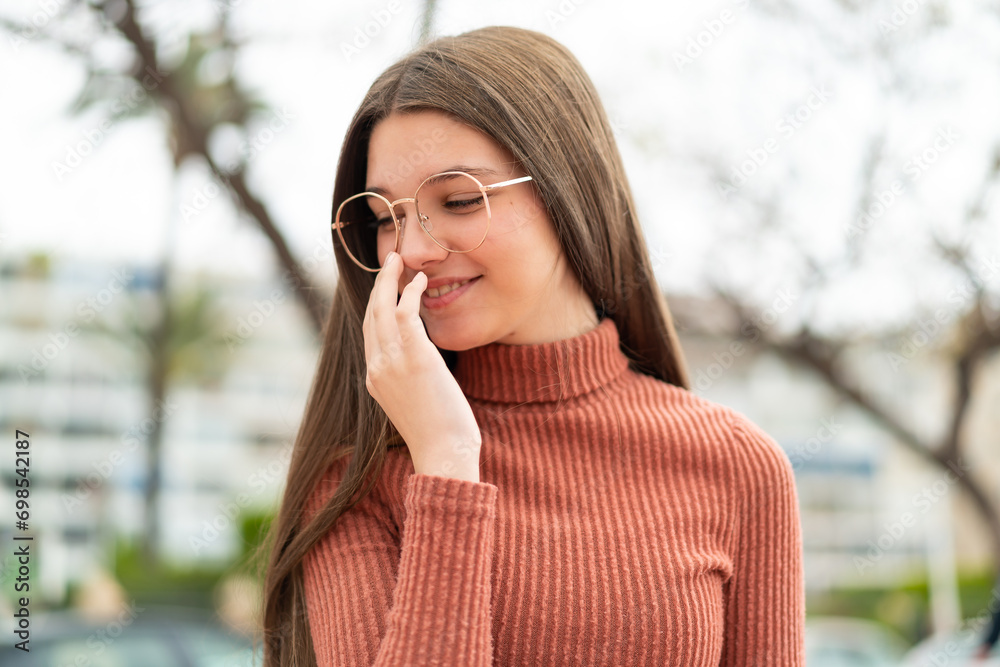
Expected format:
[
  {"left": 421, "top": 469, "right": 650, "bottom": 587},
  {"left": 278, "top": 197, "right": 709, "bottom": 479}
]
[
  {"left": 481, "top": 175, "right": 533, "bottom": 192},
  {"left": 332, "top": 176, "right": 533, "bottom": 230}
]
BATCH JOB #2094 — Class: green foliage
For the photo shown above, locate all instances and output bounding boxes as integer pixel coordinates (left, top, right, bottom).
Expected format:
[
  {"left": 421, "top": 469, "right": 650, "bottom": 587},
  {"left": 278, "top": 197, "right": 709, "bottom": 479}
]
[
  {"left": 165, "top": 285, "right": 233, "bottom": 386},
  {"left": 25, "top": 252, "right": 51, "bottom": 278},
  {"left": 169, "top": 30, "right": 265, "bottom": 129},
  {"left": 112, "top": 538, "right": 228, "bottom": 609},
  {"left": 67, "top": 27, "right": 265, "bottom": 149},
  {"left": 239, "top": 511, "right": 274, "bottom": 562},
  {"left": 111, "top": 508, "right": 276, "bottom": 610},
  {"left": 807, "top": 568, "right": 999, "bottom": 645},
  {"left": 234, "top": 510, "right": 277, "bottom": 584}
]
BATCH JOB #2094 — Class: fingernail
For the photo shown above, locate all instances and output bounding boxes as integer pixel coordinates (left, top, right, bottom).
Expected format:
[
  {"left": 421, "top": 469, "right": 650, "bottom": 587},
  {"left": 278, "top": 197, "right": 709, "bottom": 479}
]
[{"left": 385, "top": 252, "right": 396, "bottom": 265}]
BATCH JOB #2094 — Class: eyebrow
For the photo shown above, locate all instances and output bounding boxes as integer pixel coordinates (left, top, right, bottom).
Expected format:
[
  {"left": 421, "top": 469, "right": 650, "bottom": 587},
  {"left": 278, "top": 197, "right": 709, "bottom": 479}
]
[{"left": 366, "top": 166, "right": 500, "bottom": 196}]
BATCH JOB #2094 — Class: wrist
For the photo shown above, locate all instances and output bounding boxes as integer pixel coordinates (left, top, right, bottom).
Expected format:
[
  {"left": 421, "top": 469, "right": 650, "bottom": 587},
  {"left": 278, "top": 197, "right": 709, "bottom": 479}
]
[
  {"left": 413, "top": 456, "right": 481, "bottom": 484},
  {"left": 411, "top": 432, "right": 482, "bottom": 480}
]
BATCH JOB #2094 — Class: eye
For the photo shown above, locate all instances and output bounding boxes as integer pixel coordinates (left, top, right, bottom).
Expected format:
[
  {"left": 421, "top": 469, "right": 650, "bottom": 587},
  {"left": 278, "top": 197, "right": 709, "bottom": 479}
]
[
  {"left": 444, "top": 194, "right": 485, "bottom": 211},
  {"left": 364, "top": 214, "right": 395, "bottom": 232}
]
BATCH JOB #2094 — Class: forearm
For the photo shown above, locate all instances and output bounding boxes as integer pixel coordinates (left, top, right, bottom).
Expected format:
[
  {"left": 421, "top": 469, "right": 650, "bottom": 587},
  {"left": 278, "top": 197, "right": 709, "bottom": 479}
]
[
  {"left": 410, "top": 433, "right": 483, "bottom": 484},
  {"left": 373, "top": 473, "right": 497, "bottom": 665}
]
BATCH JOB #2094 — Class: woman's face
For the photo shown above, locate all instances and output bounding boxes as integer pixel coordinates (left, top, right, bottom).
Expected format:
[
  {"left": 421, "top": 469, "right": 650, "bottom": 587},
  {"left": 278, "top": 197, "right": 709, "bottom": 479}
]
[{"left": 365, "top": 109, "right": 597, "bottom": 351}]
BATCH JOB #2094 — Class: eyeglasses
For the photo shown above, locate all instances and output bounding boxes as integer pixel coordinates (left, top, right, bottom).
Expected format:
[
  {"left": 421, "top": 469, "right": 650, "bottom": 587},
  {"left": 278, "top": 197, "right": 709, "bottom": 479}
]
[{"left": 332, "top": 170, "right": 533, "bottom": 272}]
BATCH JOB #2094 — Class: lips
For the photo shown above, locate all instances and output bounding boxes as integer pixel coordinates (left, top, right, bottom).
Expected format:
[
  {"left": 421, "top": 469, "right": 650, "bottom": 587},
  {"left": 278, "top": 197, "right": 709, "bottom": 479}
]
[
  {"left": 421, "top": 276, "right": 481, "bottom": 310},
  {"left": 426, "top": 279, "right": 474, "bottom": 298}
]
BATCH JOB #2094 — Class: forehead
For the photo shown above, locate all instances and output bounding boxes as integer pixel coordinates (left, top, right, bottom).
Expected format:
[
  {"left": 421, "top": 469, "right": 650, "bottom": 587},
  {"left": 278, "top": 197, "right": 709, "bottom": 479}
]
[{"left": 366, "top": 110, "right": 512, "bottom": 193}]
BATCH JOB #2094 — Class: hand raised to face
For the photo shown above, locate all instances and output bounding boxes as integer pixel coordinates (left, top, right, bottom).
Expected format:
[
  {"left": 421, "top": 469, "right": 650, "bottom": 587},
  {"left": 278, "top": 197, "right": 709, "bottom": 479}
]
[{"left": 362, "top": 251, "right": 483, "bottom": 483}]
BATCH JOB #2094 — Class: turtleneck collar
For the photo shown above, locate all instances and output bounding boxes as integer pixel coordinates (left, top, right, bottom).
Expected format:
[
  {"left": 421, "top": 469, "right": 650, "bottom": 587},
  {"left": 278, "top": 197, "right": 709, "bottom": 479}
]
[{"left": 453, "top": 318, "right": 631, "bottom": 404}]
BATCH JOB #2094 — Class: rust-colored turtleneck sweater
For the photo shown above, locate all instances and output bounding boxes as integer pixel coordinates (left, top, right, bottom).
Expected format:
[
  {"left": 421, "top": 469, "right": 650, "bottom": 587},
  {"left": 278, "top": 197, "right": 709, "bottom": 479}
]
[{"left": 302, "top": 317, "right": 805, "bottom": 665}]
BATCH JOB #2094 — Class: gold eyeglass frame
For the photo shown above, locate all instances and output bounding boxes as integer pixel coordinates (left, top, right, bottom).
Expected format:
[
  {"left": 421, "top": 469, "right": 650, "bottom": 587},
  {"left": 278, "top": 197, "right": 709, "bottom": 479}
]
[{"left": 332, "top": 170, "right": 534, "bottom": 272}]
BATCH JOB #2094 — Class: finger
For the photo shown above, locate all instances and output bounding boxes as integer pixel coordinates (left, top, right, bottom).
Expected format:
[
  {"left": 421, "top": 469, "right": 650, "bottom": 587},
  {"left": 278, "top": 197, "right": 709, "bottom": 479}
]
[
  {"left": 363, "top": 308, "right": 376, "bottom": 368},
  {"left": 364, "top": 252, "right": 394, "bottom": 364},
  {"left": 362, "top": 272, "right": 379, "bottom": 364},
  {"left": 372, "top": 251, "right": 404, "bottom": 346},
  {"left": 397, "top": 271, "right": 427, "bottom": 346}
]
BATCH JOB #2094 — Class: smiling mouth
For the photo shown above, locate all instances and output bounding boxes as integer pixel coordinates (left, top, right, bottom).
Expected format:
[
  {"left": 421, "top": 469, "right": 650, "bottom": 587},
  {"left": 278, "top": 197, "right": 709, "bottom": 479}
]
[
  {"left": 421, "top": 276, "right": 482, "bottom": 310},
  {"left": 425, "top": 278, "right": 475, "bottom": 298}
]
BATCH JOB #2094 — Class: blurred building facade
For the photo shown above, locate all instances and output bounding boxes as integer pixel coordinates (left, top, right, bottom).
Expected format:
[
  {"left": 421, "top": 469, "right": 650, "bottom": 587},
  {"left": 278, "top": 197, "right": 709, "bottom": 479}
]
[
  {"left": 671, "top": 293, "right": 1000, "bottom": 598},
  {"left": 1, "top": 259, "right": 997, "bottom": 612},
  {"left": 0, "top": 256, "right": 318, "bottom": 607}
]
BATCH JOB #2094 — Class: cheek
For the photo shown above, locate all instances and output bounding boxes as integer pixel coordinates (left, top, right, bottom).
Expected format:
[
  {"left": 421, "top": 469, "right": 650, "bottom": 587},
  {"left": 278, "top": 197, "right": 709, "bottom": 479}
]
[
  {"left": 481, "top": 220, "right": 562, "bottom": 295},
  {"left": 376, "top": 234, "right": 394, "bottom": 264},
  {"left": 503, "top": 195, "right": 548, "bottom": 234},
  {"left": 506, "top": 203, "right": 563, "bottom": 270},
  {"left": 490, "top": 197, "right": 555, "bottom": 248}
]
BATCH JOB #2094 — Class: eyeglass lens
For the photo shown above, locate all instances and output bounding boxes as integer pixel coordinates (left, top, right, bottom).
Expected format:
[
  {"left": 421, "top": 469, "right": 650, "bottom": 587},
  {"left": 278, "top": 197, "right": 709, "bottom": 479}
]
[{"left": 336, "top": 172, "right": 490, "bottom": 271}]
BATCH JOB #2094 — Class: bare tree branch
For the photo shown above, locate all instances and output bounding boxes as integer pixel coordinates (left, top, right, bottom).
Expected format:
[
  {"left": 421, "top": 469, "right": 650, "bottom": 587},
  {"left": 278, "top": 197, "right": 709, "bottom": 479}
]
[
  {"left": 685, "top": 110, "right": 1000, "bottom": 574},
  {"left": 109, "top": 0, "right": 326, "bottom": 332},
  {"left": 418, "top": 0, "right": 438, "bottom": 45}
]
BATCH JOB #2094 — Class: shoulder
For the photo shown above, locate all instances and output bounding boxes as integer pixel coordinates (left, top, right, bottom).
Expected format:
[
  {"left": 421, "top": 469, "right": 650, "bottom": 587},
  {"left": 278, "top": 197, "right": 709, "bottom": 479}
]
[
  {"left": 619, "top": 369, "right": 794, "bottom": 486},
  {"left": 302, "top": 446, "right": 414, "bottom": 529}
]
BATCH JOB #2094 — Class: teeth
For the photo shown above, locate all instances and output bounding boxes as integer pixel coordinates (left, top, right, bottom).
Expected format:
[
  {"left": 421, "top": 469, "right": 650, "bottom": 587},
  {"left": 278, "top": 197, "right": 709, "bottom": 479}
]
[{"left": 426, "top": 279, "right": 472, "bottom": 298}]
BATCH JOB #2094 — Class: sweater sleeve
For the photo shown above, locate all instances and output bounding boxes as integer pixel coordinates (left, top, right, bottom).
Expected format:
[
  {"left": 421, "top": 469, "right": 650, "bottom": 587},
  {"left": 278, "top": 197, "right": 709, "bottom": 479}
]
[
  {"left": 301, "top": 462, "right": 499, "bottom": 667},
  {"left": 720, "top": 414, "right": 806, "bottom": 666}
]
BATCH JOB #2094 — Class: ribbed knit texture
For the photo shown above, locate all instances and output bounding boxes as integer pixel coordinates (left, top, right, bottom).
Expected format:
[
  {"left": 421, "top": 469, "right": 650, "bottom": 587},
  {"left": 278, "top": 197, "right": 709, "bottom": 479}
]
[{"left": 302, "top": 317, "right": 805, "bottom": 666}]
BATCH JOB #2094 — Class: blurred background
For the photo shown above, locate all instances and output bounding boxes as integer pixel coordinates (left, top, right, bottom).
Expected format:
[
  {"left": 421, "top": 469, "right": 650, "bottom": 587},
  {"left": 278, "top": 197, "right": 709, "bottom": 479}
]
[{"left": 1, "top": 0, "right": 999, "bottom": 664}]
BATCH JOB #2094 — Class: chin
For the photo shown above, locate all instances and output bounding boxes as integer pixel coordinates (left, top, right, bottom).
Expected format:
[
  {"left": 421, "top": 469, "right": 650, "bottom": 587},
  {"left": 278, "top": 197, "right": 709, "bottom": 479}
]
[{"left": 423, "top": 317, "right": 489, "bottom": 353}]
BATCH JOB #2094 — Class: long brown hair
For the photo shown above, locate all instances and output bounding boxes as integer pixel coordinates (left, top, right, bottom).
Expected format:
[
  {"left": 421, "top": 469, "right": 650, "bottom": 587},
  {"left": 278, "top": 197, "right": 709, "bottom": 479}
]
[{"left": 254, "top": 25, "right": 690, "bottom": 665}]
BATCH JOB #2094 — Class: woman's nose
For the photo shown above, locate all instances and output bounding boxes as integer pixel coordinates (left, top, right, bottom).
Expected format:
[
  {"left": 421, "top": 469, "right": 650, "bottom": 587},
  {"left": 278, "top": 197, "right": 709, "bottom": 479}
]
[{"left": 395, "top": 203, "right": 447, "bottom": 266}]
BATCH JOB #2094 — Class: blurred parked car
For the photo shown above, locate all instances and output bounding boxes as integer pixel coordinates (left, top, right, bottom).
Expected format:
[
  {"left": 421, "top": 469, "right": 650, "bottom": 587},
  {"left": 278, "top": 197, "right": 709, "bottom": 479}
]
[
  {"left": 902, "top": 623, "right": 1000, "bottom": 666},
  {"left": 0, "top": 605, "right": 261, "bottom": 666},
  {"left": 806, "top": 616, "right": 911, "bottom": 666}
]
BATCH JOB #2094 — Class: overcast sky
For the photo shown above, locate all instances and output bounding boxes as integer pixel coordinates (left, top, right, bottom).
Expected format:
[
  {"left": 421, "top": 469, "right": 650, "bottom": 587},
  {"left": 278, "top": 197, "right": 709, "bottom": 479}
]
[{"left": 2, "top": 0, "right": 998, "bottom": 337}]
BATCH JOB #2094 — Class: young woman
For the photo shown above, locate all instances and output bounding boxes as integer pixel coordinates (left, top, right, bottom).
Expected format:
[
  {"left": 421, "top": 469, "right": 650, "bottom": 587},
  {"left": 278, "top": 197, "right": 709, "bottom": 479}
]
[{"left": 259, "top": 25, "right": 805, "bottom": 666}]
